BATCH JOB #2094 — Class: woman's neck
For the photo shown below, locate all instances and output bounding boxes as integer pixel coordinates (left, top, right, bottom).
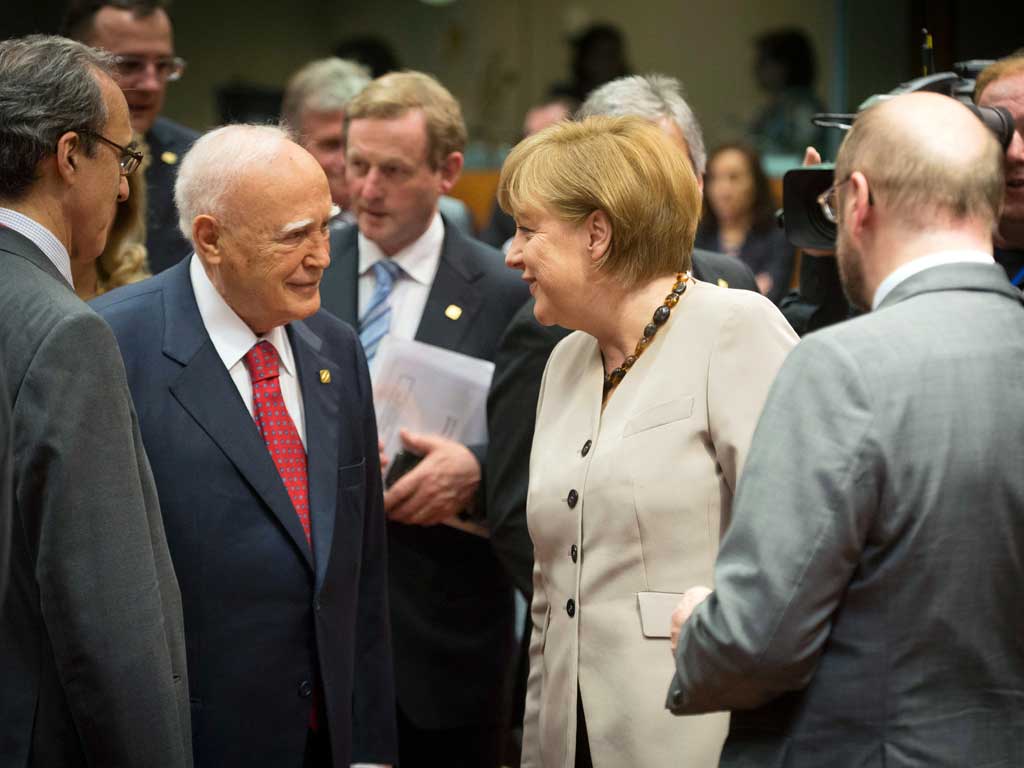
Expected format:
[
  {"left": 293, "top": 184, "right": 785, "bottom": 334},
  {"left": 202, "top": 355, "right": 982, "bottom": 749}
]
[
  {"left": 718, "top": 214, "right": 753, "bottom": 245},
  {"left": 588, "top": 273, "right": 681, "bottom": 374}
]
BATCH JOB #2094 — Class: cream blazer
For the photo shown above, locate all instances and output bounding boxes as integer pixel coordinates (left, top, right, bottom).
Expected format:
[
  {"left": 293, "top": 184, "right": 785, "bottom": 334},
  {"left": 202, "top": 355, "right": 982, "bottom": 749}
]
[{"left": 522, "top": 279, "right": 798, "bottom": 768}]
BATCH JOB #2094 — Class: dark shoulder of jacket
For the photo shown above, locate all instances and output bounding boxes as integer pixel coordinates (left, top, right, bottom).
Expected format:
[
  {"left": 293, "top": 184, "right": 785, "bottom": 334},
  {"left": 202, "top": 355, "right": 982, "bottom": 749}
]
[
  {"left": 147, "top": 116, "right": 200, "bottom": 152},
  {"left": 692, "top": 247, "right": 758, "bottom": 291},
  {"left": 448, "top": 225, "right": 529, "bottom": 302}
]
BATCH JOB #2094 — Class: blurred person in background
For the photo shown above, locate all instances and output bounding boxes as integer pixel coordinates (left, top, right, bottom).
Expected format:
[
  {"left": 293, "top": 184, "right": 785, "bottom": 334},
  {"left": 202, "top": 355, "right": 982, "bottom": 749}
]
[
  {"left": 64, "top": 0, "right": 199, "bottom": 273},
  {"left": 501, "top": 115, "right": 796, "bottom": 768},
  {"left": 749, "top": 27, "right": 826, "bottom": 162},
  {"left": 696, "top": 142, "right": 794, "bottom": 303}
]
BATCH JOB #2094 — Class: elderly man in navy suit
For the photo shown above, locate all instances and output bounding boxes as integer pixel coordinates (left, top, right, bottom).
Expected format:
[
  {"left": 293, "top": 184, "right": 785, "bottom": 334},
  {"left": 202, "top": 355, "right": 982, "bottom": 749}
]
[{"left": 92, "top": 124, "right": 397, "bottom": 768}]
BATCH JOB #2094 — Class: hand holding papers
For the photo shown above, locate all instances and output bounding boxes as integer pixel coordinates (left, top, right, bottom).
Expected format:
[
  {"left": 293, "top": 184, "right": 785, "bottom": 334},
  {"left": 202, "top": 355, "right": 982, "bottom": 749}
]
[{"left": 372, "top": 338, "right": 494, "bottom": 536}]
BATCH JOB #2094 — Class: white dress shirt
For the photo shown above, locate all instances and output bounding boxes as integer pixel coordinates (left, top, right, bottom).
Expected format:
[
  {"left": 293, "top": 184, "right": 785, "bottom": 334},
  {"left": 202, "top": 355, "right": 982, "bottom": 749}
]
[
  {"left": 357, "top": 212, "right": 444, "bottom": 346},
  {"left": 190, "top": 254, "right": 307, "bottom": 447},
  {"left": 0, "top": 207, "right": 74, "bottom": 288},
  {"left": 872, "top": 249, "right": 995, "bottom": 310}
]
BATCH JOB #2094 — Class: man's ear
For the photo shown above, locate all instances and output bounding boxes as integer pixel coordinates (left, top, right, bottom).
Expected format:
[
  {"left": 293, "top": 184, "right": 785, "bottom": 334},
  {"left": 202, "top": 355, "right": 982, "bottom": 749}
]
[
  {"left": 846, "top": 171, "right": 873, "bottom": 239},
  {"left": 437, "top": 151, "right": 464, "bottom": 194},
  {"left": 586, "top": 209, "right": 613, "bottom": 263},
  {"left": 192, "top": 215, "right": 222, "bottom": 264},
  {"left": 54, "top": 131, "right": 82, "bottom": 184}
]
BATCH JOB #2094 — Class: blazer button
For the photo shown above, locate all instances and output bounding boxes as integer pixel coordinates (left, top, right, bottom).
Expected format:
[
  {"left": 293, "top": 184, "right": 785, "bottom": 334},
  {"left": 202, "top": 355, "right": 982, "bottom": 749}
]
[
  {"left": 570, "top": 544, "right": 578, "bottom": 563},
  {"left": 567, "top": 489, "right": 579, "bottom": 508},
  {"left": 298, "top": 680, "right": 313, "bottom": 698},
  {"left": 566, "top": 598, "right": 576, "bottom": 618},
  {"left": 581, "top": 439, "right": 592, "bottom": 457}
]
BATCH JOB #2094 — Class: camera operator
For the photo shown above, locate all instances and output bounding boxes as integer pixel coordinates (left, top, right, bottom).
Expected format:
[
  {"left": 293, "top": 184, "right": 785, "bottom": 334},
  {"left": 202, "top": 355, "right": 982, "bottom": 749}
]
[
  {"left": 780, "top": 50, "right": 1024, "bottom": 335},
  {"left": 976, "top": 50, "right": 1024, "bottom": 279}
]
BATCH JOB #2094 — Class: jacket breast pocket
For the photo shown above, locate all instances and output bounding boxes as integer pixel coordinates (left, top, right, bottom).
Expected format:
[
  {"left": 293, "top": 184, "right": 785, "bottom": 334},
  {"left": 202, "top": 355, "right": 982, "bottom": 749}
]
[
  {"left": 623, "top": 395, "right": 694, "bottom": 437},
  {"left": 338, "top": 458, "right": 365, "bottom": 490}
]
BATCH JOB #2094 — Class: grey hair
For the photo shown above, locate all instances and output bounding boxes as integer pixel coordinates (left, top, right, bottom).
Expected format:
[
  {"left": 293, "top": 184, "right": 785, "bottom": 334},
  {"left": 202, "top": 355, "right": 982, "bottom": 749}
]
[
  {"left": 0, "top": 34, "right": 114, "bottom": 201},
  {"left": 281, "top": 57, "right": 371, "bottom": 131},
  {"left": 578, "top": 74, "right": 707, "bottom": 176},
  {"left": 175, "top": 124, "right": 292, "bottom": 242}
]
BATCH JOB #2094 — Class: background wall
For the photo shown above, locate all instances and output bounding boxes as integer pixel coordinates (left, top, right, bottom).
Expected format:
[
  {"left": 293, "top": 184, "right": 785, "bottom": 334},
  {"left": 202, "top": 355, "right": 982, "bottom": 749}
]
[{"left": 4, "top": 0, "right": 1020, "bottom": 166}]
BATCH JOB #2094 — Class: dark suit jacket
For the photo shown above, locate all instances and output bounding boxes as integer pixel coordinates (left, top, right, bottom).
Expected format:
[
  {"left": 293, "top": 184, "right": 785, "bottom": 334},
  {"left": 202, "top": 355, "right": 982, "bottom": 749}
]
[
  {"left": 669, "top": 263, "right": 1024, "bottom": 767},
  {"left": 696, "top": 227, "right": 795, "bottom": 304},
  {"left": 485, "top": 248, "right": 758, "bottom": 597},
  {"left": 0, "top": 226, "right": 191, "bottom": 767},
  {"left": 145, "top": 117, "right": 199, "bottom": 274},
  {"left": 91, "top": 260, "right": 397, "bottom": 767},
  {"left": 322, "top": 219, "right": 529, "bottom": 730}
]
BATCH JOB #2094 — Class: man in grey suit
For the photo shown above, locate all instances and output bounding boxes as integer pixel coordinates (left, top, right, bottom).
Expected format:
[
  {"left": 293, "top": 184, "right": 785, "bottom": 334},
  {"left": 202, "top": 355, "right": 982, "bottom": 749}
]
[
  {"left": 667, "top": 91, "right": 1024, "bottom": 767},
  {"left": 0, "top": 35, "right": 191, "bottom": 767}
]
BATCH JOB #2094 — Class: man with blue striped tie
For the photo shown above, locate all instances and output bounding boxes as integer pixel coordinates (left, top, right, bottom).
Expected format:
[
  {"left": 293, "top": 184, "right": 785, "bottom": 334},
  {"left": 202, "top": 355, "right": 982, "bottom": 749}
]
[{"left": 319, "top": 71, "right": 528, "bottom": 767}]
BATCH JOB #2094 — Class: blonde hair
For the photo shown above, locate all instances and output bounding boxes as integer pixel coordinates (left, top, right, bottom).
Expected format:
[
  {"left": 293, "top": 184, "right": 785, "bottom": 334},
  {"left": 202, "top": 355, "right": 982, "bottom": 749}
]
[
  {"left": 93, "top": 142, "right": 151, "bottom": 296},
  {"left": 344, "top": 70, "right": 466, "bottom": 169},
  {"left": 835, "top": 99, "right": 1004, "bottom": 230},
  {"left": 975, "top": 49, "right": 1024, "bottom": 101},
  {"left": 498, "top": 115, "right": 701, "bottom": 287}
]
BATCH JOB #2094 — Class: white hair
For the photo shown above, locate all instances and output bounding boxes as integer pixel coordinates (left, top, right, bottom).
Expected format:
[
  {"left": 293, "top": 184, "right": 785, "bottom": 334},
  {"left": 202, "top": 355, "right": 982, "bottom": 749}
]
[
  {"left": 175, "top": 124, "right": 293, "bottom": 242},
  {"left": 578, "top": 74, "right": 707, "bottom": 176},
  {"left": 281, "top": 57, "right": 371, "bottom": 130}
]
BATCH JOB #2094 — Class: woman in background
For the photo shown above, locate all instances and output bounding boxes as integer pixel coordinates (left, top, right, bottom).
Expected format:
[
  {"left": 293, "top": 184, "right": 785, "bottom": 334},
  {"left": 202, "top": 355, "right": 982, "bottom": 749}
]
[
  {"left": 500, "top": 116, "right": 796, "bottom": 768},
  {"left": 696, "top": 142, "right": 794, "bottom": 304},
  {"left": 74, "top": 148, "right": 150, "bottom": 300}
]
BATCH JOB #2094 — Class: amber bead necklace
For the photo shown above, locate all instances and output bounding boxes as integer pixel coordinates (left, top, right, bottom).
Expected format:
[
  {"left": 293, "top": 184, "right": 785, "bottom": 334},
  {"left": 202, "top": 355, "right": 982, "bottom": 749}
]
[{"left": 603, "top": 271, "right": 690, "bottom": 395}]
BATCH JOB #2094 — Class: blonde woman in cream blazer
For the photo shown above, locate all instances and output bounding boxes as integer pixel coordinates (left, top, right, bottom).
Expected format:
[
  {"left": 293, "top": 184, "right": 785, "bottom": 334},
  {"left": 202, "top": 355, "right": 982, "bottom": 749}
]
[{"left": 498, "top": 116, "right": 797, "bottom": 767}]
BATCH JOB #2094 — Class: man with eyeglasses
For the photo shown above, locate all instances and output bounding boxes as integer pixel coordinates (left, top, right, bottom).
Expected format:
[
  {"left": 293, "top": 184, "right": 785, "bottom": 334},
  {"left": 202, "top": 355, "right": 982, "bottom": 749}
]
[
  {"left": 0, "top": 34, "right": 191, "bottom": 767},
  {"left": 63, "top": 0, "right": 198, "bottom": 275},
  {"left": 667, "top": 92, "right": 1024, "bottom": 767}
]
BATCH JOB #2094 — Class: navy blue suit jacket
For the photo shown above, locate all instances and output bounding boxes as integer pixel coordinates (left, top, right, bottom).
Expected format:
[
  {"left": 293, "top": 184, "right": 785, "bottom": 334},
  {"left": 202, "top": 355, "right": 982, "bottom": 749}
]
[
  {"left": 92, "top": 260, "right": 397, "bottom": 767},
  {"left": 321, "top": 220, "right": 528, "bottom": 730}
]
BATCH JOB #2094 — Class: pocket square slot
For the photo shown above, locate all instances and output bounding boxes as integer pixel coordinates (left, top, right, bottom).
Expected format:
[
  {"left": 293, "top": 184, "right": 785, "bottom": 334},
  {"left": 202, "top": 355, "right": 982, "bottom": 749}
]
[
  {"left": 623, "top": 396, "right": 694, "bottom": 437},
  {"left": 637, "top": 591, "right": 685, "bottom": 638}
]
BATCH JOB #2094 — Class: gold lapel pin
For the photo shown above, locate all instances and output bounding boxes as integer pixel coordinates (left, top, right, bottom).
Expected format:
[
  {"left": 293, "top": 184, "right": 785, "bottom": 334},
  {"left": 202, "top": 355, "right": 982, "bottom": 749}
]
[
  {"left": 717, "top": 278, "right": 729, "bottom": 288},
  {"left": 444, "top": 304, "right": 463, "bottom": 321},
  {"left": 161, "top": 150, "right": 178, "bottom": 165},
  {"left": 319, "top": 369, "right": 331, "bottom": 384}
]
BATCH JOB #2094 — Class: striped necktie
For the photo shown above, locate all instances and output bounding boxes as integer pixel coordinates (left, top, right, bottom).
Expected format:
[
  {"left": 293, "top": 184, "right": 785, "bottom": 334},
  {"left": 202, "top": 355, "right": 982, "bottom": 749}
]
[{"left": 359, "top": 258, "right": 403, "bottom": 363}]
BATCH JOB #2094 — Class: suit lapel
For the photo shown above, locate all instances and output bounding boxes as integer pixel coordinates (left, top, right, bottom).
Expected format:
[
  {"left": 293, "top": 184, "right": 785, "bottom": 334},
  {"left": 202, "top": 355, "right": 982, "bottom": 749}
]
[
  {"left": 161, "top": 262, "right": 315, "bottom": 572},
  {"left": 289, "top": 321, "right": 347, "bottom": 591},
  {"left": 323, "top": 224, "right": 360, "bottom": 326},
  {"left": 415, "top": 224, "right": 483, "bottom": 350}
]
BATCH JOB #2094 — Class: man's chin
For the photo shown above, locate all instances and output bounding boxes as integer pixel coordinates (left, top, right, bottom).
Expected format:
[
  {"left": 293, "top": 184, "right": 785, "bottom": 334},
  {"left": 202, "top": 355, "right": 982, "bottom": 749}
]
[{"left": 128, "top": 107, "right": 157, "bottom": 135}]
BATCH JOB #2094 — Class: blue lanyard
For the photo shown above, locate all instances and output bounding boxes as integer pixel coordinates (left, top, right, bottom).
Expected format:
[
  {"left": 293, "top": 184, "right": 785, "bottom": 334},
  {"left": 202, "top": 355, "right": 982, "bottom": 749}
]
[{"left": 1012, "top": 266, "right": 1024, "bottom": 287}]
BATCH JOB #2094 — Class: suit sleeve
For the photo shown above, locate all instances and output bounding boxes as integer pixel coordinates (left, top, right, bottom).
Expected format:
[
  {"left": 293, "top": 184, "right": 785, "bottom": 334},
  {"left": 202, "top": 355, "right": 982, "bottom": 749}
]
[
  {"left": 0, "top": 367, "right": 11, "bottom": 601},
  {"left": 350, "top": 339, "right": 399, "bottom": 764},
  {"left": 14, "top": 312, "right": 189, "bottom": 766},
  {"left": 706, "top": 293, "right": 798, "bottom": 522},
  {"left": 667, "top": 334, "right": 879, "bottom": 714},
  {"left": 485, "top": 309, "right": 560, "bottom": 598},
  {"left": 519, "top": 354, "right": 555, "bottom": 768}
]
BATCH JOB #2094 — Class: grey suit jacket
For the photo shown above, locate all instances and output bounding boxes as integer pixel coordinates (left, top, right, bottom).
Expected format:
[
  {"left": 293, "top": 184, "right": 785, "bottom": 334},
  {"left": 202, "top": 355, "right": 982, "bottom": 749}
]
[
  {"left": 669, "top": 262, "right": 1024, "bottom": 767},
  {"left": 0, "top": 226, "right": 191, "bottom": 767}
]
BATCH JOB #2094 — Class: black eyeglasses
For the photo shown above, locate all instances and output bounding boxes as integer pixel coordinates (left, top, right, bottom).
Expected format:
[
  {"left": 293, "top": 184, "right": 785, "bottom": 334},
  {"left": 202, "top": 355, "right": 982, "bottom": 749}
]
[
  {"left": 112, "top": 54, "right": 187, "bottom": 83},
  {"left": 81, "top": 130, "right": 144, "bottom": 176}
]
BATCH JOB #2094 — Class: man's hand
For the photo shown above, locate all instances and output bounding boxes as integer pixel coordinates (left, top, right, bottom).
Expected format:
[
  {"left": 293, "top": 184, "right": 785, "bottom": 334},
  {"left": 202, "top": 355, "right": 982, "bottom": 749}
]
[
  {"left": 670, "top": 586, "right": 713, "bottom": 652},
  {"left": 384, "top": 430, "right": 481, "bottom": 526}
]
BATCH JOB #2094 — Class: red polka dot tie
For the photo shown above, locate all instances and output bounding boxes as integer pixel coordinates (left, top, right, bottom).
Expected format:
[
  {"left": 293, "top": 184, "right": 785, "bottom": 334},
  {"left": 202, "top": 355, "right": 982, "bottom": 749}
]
[{"left": 243, "top": 341, "right": 311, "bottom": 547}]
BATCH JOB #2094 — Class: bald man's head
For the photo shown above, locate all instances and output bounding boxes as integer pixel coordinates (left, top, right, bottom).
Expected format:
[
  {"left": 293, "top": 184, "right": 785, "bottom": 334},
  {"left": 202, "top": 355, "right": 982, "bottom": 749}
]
[{"left": 835, "top": 92, "right": 1004, "bottom": 231}]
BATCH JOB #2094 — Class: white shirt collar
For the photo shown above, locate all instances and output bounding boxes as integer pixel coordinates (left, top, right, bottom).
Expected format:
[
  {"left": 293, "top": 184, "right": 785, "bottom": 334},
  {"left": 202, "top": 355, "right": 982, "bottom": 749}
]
[
  {"left": 358, "top": 211, "right": 444, "bottom": 285},
  {"left": 0, "top": 207, "right": 74, "bottom": 288},
  {"left": 189, "top": 254, "right": 296, "bottom": 376},
  {"left": 872, "top": 250, "right": 995, "bottom": 310}
]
